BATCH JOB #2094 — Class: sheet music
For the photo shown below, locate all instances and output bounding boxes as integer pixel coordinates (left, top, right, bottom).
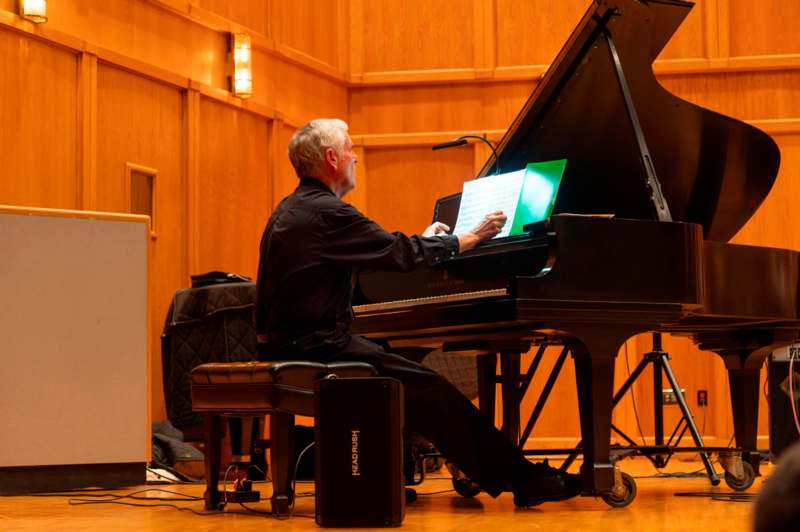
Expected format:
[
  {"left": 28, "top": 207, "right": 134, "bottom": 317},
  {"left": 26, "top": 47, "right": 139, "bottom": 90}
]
[{"left": 453, "top": 169, "right": 526, "bottom": 239}]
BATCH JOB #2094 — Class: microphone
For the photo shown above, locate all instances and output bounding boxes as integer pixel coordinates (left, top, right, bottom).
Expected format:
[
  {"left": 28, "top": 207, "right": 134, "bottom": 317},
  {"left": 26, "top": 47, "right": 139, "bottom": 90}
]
[
  {"left": 431, "top": 138, "right": 468, "bottom": 150},
  {"left": 431, "top": 135, "right": 501, "bottom": 174}
]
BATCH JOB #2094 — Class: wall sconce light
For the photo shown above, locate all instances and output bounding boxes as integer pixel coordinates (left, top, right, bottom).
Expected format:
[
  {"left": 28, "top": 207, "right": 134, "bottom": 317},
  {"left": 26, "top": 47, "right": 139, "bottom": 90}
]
[
  {"left": 230, "top": 33, "right": 252, "bottom": 99},
  {"left": 20, "top": 0, "right": 48, "bottom": 23}
]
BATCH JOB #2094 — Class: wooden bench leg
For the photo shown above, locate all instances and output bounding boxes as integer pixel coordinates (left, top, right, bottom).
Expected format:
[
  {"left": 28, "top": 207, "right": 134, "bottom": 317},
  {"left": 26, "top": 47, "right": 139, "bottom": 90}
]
[
  {"left": 269, "top": 412, "right": 295, "bottom": 515},
  {"left": 203, "top": 413, "right": 224, "bottom": 510}
]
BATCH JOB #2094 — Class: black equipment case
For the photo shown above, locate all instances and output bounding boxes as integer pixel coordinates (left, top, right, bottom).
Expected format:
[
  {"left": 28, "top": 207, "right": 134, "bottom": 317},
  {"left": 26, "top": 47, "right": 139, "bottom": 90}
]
[{"left": 314, "top": 377, "right": 404, "bottom": 527}]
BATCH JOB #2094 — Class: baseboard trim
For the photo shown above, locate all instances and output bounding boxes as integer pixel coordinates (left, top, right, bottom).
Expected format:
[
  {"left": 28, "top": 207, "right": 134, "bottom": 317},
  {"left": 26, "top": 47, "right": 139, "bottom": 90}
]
[
  {"left": 0, "top": 462, "right": 145, "bottom": 495},
  {"left": 523, "top": 435, "right": 771, "bottom": 450}
]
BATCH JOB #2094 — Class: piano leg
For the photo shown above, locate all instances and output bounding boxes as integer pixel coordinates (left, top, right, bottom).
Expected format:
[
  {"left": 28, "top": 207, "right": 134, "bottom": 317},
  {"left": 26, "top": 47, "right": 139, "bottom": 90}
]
[
  {"left": 566, "top": 325, "right": 644, "bottom": 494},
  {"left": 572, "top": 351, "right": 616, "bottom": 493},
  {"left": 727, "top": 367, "right": 763, "bottom": 474},
  {"left": 500, "top": 351, "right": 522, "bottom": 444},
  {"left": 698, "top": 331, "right": 796, "bottom": 476}
]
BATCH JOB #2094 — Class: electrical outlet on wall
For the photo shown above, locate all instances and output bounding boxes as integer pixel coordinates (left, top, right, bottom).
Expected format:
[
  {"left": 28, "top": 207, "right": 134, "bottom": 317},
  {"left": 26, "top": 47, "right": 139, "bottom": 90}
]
[
  {"left": 662, "top": 388, "right": 685, "bottom": 405},
  {"left": 697, "top": 389, "right": 708, "bottom": 406}
]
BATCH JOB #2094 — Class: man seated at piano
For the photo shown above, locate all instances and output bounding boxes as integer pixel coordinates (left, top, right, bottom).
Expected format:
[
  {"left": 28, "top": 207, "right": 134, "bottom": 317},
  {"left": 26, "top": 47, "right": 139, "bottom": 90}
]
[{"left": 254, "top": 118, "right": 581, "bottom": 507}]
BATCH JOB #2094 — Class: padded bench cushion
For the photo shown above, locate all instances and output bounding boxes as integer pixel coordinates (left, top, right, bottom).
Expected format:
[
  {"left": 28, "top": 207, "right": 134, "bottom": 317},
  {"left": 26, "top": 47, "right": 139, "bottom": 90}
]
[{"left": 190, "top": 360, "right": 377, "bottom": 416}]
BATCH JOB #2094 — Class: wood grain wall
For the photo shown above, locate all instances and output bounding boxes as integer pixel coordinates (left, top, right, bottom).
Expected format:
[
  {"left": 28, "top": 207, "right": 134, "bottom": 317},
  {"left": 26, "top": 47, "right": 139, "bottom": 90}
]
[
  {"left": 0, "top": 0, "right": 348, "bottom": 421},
  {"left": 1, "top": 0, "right": 798, "bottom": 450}
]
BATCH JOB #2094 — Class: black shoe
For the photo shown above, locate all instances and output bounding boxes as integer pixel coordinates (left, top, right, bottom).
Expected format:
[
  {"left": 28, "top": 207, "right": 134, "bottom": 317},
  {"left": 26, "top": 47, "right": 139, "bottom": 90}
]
[
  {"left": 512, "top": 460, "right": 581, "bottom": 508},
  {"left": 405, "top": 488, "right": 418, "bottom": 504}
]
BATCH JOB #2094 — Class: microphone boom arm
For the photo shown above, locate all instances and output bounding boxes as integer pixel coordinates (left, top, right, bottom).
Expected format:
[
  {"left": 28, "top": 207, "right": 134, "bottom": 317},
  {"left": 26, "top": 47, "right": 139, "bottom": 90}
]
[{"left": 431, "top": 135, "right": 501, "bottom": 175}]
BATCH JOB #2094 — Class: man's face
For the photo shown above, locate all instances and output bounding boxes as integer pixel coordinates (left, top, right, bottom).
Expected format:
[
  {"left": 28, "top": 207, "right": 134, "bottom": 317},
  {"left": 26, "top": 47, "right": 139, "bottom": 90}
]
[{"left": 333, "top": 135, "right": 358, "bottom": 197}]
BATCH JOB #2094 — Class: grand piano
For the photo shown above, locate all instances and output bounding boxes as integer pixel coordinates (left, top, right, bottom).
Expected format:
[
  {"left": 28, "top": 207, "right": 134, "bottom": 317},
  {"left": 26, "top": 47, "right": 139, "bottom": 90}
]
[{"left": 351, "top": 0, "right": 800, "bottom": 497}]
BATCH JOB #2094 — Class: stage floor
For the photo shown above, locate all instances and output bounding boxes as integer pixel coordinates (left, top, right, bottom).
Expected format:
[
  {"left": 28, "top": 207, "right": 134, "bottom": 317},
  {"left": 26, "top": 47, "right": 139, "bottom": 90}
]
[{"left": 0, "top": 456, "right": 768, "bottom": 531}]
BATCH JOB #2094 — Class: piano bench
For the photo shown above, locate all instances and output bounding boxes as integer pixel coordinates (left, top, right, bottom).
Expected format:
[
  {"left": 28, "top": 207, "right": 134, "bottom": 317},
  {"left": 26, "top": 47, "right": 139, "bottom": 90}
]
[{"left": 190, "top": 360, "right": 377, "bottom": 514}]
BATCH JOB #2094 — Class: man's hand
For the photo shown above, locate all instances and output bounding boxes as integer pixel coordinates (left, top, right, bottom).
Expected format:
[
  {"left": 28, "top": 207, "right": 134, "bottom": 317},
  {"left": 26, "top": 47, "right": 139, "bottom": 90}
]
[
  {"left": 422, "top": 222, "right": 451, "bottom": 237},
  {"left": 457, "top": 211, "right": 507, "bottom": 252}
]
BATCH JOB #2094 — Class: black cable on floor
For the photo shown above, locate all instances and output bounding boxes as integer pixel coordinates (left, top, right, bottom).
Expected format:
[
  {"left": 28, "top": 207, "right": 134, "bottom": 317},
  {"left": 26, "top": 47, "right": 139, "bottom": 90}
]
[{"left": 674, "top": 491, "right": 756, "bottom": 503}]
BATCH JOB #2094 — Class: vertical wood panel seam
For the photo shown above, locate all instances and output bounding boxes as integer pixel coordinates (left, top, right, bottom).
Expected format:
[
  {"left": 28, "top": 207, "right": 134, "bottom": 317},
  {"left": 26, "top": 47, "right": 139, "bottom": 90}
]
[
  {"left": 184, "top": 89, "right": 200, "bottom": 279},
  {"left": 77, "top": 52, "right": 97, "bottom": 210},
  {"left": 348, "top": 0, "right": 364, "bottom": 81},
  {"left": 336, "top": 0, "right": 348, "bottom": 73},
  {"left": 473, "top": 0, "right": 486, "bottom": 72},
  {"left": 703, "top": 0, "right": 719, "bottom": 60},
  {"left": 486, "top": 0, "right": 497, "bottom": 72},
  {"left": 717, "top": 0, "right": 731, "bottom": 59}
]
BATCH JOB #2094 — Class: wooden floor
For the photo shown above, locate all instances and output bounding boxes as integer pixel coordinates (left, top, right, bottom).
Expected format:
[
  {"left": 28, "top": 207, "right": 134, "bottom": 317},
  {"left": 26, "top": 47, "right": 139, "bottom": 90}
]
[{"left": 0, "top": 457, "right": 766, "bottom": 531}]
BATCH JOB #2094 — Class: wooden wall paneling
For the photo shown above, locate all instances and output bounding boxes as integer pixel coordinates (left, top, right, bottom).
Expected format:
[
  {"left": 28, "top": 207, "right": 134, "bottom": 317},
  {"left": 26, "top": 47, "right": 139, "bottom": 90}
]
[
  {"left": 250, "top": 46, "right": 276, "bottom": 112},
  {"left": 350, "top": 83, "right": 521, "bottom": 136},
  {"left": 360, "top": 0, "right": 476, "bottom": 73},
  {"left": 148, "top": 0, "right": 349, "bottom": 83},
  {"left": 78, "top": 52, "right": 98, "bottom": 210},
  {"left": 0, "top": 28, "right": 78, "bottom": 209},
  {"left": 654, "top": 0, "right": 709, "bottom": 62},
  {"left": 362, "top": 146, "right": 475, "bottom": 234},
  {"left": 606, "top": 338, "right": 647, "bottom": 444},
  {"left": 518, "top": 346, "right": 581, "bottom": 443},
  {"left": 195, "top": 97, "right": 269, "bottom": 279},
  {"left": 728, "top": 0, "right": 800, "bottom": 57},
  {"left": 184, "top": 88, "right": 201, "bottom": 275},
  {"left": 336, "top": 0, "right": 349, "bottom": 78},
  {"left": 95, "top": 64, "right": 185, "bottom": 421},
  {"left": 270, "top": 56, "right": 348, "bottom": 126},
  {"left": 658, "top": 71, "right": 800, "bottom": 123},
  {"left": 348, "top": 0, "right": 364, "bottom": 80},
  {"left": 472, "top": 138, "right": 496, "bottom": 175},
  {"left": 272, "top": 121, "right": 301, "bottom": 206},
  {"left": 197, "top": 0, "right": 269, "bottom": 37},
  {"left": 710, "top": 0, "right": 729, "bottom": 60},
  {"left": 494, "top": 0, "right": 586, "bottom": 69},
  {"left": 732, "top": 133, "right": 800, "bottom": 250},
  {"left": 472, "top": 0, "right": 495, "bottom": 76},
  {"left": 45, "top": 1, "right": 228, "bottom": 88},
  {"left": 270, "top": 0, "right": 343, "bottom": 71}
]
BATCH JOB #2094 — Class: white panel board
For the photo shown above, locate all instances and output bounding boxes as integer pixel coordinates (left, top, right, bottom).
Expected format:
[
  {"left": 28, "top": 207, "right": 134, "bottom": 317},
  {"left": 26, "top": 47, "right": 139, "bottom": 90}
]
[{"left": 0, "top": 209, "right": 148, "bottom": 467}]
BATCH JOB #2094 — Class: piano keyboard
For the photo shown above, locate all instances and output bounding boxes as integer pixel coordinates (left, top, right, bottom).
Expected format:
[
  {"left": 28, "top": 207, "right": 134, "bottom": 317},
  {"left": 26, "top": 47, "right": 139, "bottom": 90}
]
[{"left": 353, "top": 287, "right": 509, "bottom": 313}]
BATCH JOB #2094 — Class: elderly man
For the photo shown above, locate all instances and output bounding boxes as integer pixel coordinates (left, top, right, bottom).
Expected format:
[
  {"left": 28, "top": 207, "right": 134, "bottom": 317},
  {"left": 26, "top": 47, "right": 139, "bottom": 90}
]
[{"left": 255, "top": 118, "right": 579, "bottom": 507}]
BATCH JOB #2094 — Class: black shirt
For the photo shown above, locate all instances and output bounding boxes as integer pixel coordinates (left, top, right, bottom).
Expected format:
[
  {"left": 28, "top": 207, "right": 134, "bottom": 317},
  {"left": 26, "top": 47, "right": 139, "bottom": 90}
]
[{"left": 255, "top": 177, "right": 459, "bottom": 345}]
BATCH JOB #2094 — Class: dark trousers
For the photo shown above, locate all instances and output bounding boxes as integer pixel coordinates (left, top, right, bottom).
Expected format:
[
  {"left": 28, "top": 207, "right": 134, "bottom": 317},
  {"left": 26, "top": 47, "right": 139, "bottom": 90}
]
[{"left": 265, "top": 333, "right": 529, "bottom": 497}]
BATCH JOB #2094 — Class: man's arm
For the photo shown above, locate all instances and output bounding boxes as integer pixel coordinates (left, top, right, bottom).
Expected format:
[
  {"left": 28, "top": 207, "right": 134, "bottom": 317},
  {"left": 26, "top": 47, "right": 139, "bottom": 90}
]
[
  {"left": 322, "top": 204, "right": 506, "bottom": 271},
  {"left": 422, "top": 211, "right": 507, "bottom": 252}
]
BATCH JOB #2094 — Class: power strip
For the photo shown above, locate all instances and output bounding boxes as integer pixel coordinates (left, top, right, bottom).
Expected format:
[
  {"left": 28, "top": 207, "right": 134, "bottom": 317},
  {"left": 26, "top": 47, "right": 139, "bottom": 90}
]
[{"left": 222, "top": 490, "right": 261, "bottom": 503}]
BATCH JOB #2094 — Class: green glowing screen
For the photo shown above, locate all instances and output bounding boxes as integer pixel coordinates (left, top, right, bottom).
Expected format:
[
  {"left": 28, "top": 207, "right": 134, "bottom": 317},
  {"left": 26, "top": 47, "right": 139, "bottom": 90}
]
[{"left": 508, "top": 159, "right": 567, "bottom": 236}]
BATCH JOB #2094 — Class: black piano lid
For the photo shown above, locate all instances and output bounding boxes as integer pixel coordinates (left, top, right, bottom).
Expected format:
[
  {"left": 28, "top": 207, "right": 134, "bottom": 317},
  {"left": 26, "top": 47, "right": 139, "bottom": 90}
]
[{"left": 480, "top": 0, "right": 780, "bottom": 243}]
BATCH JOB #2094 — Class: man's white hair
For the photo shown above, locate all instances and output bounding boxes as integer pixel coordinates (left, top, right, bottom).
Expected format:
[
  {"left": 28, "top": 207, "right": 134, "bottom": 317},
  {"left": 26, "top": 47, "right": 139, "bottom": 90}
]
[{"left": 288, "top": 118, "right": 349, "bottom": 178}]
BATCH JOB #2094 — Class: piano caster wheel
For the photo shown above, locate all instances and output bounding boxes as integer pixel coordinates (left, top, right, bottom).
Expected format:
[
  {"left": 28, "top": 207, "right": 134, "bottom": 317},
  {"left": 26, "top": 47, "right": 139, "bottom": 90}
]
[
  {"left": 601, "top": 471, "right": 636, "bottom": 508},
  {"left": 724, "top": 461, "right": 756, "bottom": 491}
]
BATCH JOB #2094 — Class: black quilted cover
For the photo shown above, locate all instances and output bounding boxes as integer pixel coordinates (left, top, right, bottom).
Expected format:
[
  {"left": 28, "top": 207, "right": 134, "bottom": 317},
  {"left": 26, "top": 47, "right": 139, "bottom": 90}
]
[{"left": 161, "top": 282, "right": 258, "bottom": 429}]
